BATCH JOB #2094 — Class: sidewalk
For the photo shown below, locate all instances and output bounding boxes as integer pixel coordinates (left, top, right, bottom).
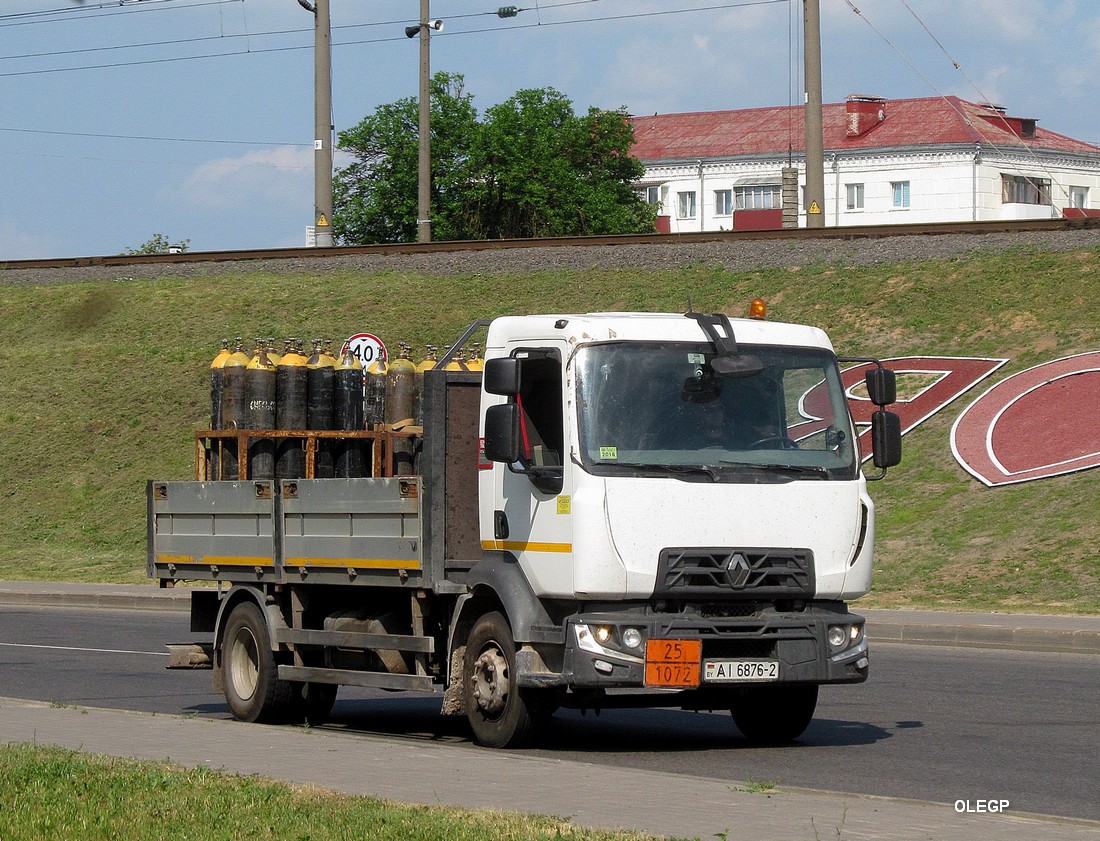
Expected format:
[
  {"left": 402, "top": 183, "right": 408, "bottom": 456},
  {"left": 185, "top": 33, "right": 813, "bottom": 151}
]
[
  {"left": 1, "top": 696, "right": 1097, "bottom": 841},
  {"left": 2, "top": 579, "right": 1099, "bottom": 655}
]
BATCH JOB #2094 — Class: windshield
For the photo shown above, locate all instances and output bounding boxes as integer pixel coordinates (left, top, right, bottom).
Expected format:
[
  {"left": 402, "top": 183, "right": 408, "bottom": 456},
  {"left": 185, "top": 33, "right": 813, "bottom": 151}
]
[{"left": 575, "top": 341, "right": 858, "bottom": 481}]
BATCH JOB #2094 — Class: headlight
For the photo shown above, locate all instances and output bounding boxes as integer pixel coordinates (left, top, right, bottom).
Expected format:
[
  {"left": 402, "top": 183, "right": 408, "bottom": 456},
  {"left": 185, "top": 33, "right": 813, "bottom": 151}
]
[
  {"left": 595, "top": 625, "right": 613, "bottom": 644},
  {"left": 622, "top": 627, "right": 643, "bottom": 649},
  {"left": 827, "top": 625, "right": 848, "bottom": 650}
]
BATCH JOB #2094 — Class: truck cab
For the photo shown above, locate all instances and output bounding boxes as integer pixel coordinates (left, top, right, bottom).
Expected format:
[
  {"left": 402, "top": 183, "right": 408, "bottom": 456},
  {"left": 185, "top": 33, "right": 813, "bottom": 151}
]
[{"left": 459, "top": 311, "right": 898, "bottom": 746}]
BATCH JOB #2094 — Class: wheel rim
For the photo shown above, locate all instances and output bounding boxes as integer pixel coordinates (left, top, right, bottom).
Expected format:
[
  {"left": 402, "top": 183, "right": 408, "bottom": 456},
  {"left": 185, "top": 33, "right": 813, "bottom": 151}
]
[
  {"left": 470, "top": 643, "right": 510, "bottom": 719},
  {"left": 227, "top": 625, "right": 260, "bottom": 702}
]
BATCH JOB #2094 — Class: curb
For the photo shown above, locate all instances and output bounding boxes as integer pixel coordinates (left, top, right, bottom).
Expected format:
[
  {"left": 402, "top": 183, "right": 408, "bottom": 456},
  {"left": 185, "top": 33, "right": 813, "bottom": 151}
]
[
  {"left": 865, "top": 616, "right": 1100, "bottom": 655},
  {"left": 0, "top": 583, "right": 189, "bottom": 613}
]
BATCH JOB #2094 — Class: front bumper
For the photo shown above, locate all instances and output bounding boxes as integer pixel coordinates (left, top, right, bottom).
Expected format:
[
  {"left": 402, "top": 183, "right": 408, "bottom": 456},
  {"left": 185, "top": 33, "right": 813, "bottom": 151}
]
[{"left": 558, "top": 602, "right": 868, "bottom": 689}]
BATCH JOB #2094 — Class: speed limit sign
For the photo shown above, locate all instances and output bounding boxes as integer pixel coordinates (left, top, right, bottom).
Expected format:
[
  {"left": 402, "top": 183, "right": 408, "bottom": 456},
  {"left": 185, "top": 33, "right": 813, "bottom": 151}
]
[{"left": 341, "top": 332, "right": 388, "bottom": 368}]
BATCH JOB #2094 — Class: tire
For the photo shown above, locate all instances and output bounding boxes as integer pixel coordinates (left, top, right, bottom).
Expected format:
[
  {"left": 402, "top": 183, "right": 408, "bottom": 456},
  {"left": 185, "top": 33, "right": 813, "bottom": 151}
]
[
  {"left": 731, "top": 685, "right": 819, "bottom": 744},
  {"left": 221, "top": 600, "right": 295, "bottom": 723},
  {"left": 463, "top": 611, "right": 544, "bottom": 748}
]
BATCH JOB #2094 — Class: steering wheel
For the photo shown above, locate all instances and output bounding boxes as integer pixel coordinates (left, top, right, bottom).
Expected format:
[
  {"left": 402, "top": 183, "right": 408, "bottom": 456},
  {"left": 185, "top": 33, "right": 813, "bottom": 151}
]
[{"left": 747, "top": 435, "right": 799, "bottom": 450}]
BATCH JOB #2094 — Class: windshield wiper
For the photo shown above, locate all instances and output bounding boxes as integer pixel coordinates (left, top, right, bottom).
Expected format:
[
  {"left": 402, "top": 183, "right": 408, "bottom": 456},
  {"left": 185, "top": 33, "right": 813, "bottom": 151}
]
[
  {"left": 593, "top": 461, "right": 719, "bottom": 482},
  {"left": 719, "top": 461, "right": 829, "bottom": 478}
]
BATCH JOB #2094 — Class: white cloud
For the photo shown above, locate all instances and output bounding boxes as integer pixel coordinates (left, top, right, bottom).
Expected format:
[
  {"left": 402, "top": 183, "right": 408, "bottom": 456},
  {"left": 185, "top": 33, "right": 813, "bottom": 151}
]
[{"left": 171, "top": 146, "right": 314, "bottom": 211}]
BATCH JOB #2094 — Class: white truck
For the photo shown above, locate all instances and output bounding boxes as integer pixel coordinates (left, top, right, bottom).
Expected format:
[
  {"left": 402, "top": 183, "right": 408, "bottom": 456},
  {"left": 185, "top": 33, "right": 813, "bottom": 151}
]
[{"left": 149, "top": 309, "right": 901, "bottom": 747}]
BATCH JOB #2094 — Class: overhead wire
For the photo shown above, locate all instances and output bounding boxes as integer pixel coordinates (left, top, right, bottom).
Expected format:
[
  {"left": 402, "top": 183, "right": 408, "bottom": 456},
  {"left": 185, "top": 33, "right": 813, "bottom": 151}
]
[
  {"left": 1, "top": 0, "right": 788, "bottom": 74},
  {"left": 842, "top": 0, "right": 1070, "bottom": 209},
  {"left": 0, "top": 0, "right": 240, "bottom": 28}
]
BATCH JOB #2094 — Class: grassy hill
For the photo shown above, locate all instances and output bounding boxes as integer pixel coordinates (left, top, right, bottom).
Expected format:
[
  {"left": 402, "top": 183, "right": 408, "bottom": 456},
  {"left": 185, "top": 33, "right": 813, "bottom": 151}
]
[{"left": 1, "top": 243, "right": 1097, "bottom": 612}]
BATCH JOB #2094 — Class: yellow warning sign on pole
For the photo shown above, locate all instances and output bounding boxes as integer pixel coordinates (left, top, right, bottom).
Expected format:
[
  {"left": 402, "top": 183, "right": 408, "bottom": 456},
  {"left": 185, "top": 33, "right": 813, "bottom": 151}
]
[
  {"left": 316, "top": 214, "right": 329, "bottom": 227},
  {"left": 808, "top": 201, "right": 822, "bottom": 214}
]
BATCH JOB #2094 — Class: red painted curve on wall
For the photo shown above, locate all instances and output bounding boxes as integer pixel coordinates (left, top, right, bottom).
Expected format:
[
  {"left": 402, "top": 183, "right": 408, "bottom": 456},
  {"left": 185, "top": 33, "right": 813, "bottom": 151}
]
[{"left": 950, "top": 352, "right": 1100, "bottom": 486}]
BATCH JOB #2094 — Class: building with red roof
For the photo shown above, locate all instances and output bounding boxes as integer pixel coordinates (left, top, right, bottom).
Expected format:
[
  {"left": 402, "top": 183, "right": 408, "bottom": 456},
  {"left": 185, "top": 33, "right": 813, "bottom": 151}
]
[{"left": 629, "top": 95, "right": 1100, "bottom": 232}]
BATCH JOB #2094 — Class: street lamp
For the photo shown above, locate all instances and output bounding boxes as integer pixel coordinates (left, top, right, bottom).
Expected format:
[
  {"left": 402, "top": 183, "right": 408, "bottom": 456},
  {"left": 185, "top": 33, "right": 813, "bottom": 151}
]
[{"left": 406, "top": 8, "right": 443, "bottom": 243}]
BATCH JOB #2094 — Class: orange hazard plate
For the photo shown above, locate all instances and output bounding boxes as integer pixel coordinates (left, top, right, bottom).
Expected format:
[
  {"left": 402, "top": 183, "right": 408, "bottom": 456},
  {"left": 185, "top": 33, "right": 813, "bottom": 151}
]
[{"left": 645, "top": 639, "right": 702, "bottom": 688}]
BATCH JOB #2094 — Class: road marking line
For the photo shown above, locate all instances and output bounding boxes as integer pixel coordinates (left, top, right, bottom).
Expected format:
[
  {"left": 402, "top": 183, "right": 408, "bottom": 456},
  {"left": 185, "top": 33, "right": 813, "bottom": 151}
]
[{"left": 0, "top": 642, "right": 168, "bottom": 657}]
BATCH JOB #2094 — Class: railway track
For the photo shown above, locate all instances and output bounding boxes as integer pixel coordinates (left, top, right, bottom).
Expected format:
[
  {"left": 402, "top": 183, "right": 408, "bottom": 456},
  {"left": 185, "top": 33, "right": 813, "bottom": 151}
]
[{"left": 3, "top": 217, "right": 1097, "bottom": 272}]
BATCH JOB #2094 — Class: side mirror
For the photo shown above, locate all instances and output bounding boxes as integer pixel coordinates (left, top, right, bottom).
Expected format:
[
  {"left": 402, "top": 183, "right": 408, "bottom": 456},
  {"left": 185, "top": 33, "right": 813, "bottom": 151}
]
[
  {"left": 871, "top": 410, "right": 902, "bottom": 470},
  {"left": 484, "top": 403, "right": 522, "bottom": 463},
  {"left": 484, "top": 357, "right": 520, "bottom": 396},
  {"left": 865, "top": 367, "right": 897, "bottom": 407}
]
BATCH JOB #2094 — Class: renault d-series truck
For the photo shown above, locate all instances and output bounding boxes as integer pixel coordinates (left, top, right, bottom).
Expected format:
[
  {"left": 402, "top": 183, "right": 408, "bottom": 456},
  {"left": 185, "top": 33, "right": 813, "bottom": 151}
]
[{"left": 149, "top": 308, "right": 901, "bottom": 748}]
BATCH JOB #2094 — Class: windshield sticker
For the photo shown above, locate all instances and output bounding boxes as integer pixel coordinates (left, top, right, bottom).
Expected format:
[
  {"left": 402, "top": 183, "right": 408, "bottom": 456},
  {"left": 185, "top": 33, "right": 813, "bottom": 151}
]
[
  {"left": 687, "top": 353, "right": 705, "bottom": 364},
  {"left": 599, "top": 446, "right": 618, "bottom": 460}
]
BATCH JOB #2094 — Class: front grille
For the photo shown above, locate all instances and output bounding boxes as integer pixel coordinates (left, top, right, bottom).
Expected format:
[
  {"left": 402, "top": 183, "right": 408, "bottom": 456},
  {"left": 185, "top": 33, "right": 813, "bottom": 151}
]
[{"left": 656, "top": 547, "right": 814, "bottom": 598}]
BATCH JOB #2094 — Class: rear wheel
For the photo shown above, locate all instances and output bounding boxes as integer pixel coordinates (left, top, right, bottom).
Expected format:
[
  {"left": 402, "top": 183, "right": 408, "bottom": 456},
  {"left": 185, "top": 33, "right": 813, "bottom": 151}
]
[
  {"left": 463, "top": 612, "right": 544, "bottom": 748},
  {"left": 221, "top": 600, "right": 295, "bottom": 723},
  {"left": 731, "top": 685, "right": 819, "bottom": 744}
]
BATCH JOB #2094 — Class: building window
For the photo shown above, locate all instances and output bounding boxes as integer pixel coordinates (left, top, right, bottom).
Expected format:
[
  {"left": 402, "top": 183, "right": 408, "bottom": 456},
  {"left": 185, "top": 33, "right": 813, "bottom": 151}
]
[
  {"left": 714, "top": 190, "right": 732, "bottom": 216},
  {"left": 1001, "top": 174, "right": 1051, "bottom": 205},
  {"left": 640, "top": 185, "right": 660, "bottom": 206},
  {"left": 891, "top": 181, "right": 910, "bottom": 209},
  {"left": 1069, "top": 186, "right": 1088, "bottom": 208},
  {"left": 846, "top": 183, "right": 865, "bottom": 211},
  {"left": 677, "top": 191, "right": 697, "bottom": 219},
  {"left": 735, "top": 185, "right": 781, "bottom": 210}
]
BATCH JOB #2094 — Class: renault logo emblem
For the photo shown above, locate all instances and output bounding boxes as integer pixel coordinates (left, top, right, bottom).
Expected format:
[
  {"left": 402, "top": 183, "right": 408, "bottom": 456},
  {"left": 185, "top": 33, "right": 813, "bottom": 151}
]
[{"left": 724, "top": 553, "right": 751, "bottom": 588}]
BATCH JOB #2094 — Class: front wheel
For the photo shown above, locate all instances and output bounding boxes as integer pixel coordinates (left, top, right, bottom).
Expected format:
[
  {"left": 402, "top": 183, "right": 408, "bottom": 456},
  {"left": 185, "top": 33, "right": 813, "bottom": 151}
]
[
  {"left": 731, "top": 685, "right": 819, "bottom": 744},
  {"left": 463, "top": 612, "right": 544, "bottom": 748}
]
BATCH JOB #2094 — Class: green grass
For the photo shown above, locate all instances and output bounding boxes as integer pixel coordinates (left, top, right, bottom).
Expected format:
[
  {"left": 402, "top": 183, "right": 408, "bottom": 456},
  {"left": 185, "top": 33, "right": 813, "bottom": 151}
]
[
  {"left": 0, "top": 743, "right": 672, "bottom": 841},
  {"left": 0, "top": 246, "right": 1097, "bottom": 611}
]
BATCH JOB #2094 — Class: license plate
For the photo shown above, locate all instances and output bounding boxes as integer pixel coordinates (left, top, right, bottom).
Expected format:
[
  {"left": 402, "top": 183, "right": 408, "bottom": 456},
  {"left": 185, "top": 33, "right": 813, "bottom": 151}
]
[
  {"left": 645, "top": 639, "right": 702, "bottom": 687},
  {"left": 703, "top": 659, "right": 780, "bottom": 682}
]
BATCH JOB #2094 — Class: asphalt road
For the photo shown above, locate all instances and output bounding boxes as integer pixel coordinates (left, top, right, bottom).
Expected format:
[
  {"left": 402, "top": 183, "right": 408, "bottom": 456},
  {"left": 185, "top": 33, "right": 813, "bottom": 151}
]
[{"left": 2, "top": 604, "right": 1098, "bottom": 822}]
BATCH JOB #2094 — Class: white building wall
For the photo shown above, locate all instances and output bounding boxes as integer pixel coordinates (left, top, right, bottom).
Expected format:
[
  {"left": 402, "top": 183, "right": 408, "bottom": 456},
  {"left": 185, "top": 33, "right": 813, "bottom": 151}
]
[{"left": 642, "top": 147, "right": 1100, "bottom": 232}]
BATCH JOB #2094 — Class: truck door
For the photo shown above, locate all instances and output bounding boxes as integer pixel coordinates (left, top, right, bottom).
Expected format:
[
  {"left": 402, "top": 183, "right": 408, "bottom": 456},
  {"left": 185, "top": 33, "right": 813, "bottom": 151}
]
[{"left": 485, "top": 345, "right": 574, "bottom": 597}]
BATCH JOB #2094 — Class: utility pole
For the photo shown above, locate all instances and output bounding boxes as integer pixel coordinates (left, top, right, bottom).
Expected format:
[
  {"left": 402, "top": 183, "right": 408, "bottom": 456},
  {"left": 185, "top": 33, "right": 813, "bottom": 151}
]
[
  {"left": 803, "top": 0, "right": 825, "bottom": 228},
  {"left": 416, "top": 0, "right": 432, "bottom": 243},
  {"left": 302, "top": 0, "right": 334, "bottom": 247}
]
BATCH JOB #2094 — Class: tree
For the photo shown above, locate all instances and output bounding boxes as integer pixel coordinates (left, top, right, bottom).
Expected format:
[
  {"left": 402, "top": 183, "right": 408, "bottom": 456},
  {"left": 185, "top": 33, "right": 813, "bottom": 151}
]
[
  {"left": 123, "top": 233, "right": 190, "bottom": 255},
  {"left": 333, "top": 75, "right": 654, "bottom": 244},
  {"left": 334, "top": 72, "right": 478, "bottom": 244},
  {"left": 465, "top": 89, "right": 652, "bottom": 238}
]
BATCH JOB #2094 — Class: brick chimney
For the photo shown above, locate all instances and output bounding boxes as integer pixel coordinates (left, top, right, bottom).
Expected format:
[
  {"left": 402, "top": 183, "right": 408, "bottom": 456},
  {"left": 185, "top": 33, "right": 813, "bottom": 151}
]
[{"left": 846, "top": 95, "right": 887, "bottom": 138}]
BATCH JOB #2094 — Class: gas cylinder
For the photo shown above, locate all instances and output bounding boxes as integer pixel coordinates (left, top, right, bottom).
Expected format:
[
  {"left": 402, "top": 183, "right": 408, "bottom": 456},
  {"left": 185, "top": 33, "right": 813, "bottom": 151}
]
[
  {"left": 208, "top": 340, "right": 231, "bottom": 480},
  {"left": 443, "top": 345, "right": 470, "bottom": 372},
  {"left": 334, "top": 346, "right": 364, "bottom": 478},
  {"left": 467, "top": 342, "right": 485, "bottom": 373},
  {"left": 386, "top": 343, "right": 417, "bottom": 474},
  {"left": 306, "top": 338, "right": 336, "bottom": 478},
  {"left": 209, "top": 339, "right": 231, "bottom": 430},
  {"left": 245, "top": 339, "right": 277, "bottom": 480},
  {"left": 220, "top": 338, "right": 251, "bottom": 480},
  {"left": 276, "top": 338, "right": 308, "bottom": 479},
  {"left": 265, "top": 337, "right": 282, "bottom": 367},
  {"left": 413, "top": 345, "right": 438, "bottom": 427},
  {"left": 364, "top": 355, "right": 388, "bottom": 429}
]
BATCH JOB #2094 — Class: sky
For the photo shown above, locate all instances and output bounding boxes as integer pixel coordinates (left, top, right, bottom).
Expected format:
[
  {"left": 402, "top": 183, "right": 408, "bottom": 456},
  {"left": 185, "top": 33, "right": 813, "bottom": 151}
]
[{"left": 2, "top": 0, "right": 1098, "bottom": 260}]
